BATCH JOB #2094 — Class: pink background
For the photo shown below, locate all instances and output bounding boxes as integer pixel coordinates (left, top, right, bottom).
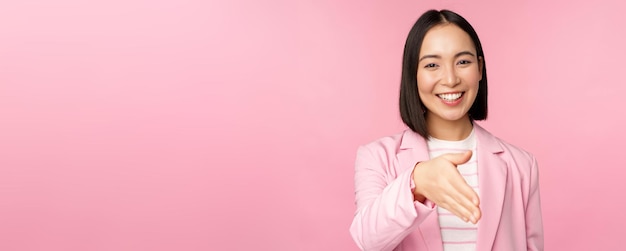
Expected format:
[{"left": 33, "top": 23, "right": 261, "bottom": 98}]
[{"left": 1, "top": 0, "right": 624, "bottom": 250}]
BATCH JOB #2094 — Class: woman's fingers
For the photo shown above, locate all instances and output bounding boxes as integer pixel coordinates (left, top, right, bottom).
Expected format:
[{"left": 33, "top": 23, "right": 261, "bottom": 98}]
[
  {"left": 433, "top": 193, "right": 469, "bottom": 222},
  {"left": 442, "top": 181, "right": 481, "bottom": 223},
  {"left": 419, "top": 175, "right": 479, "bottom": 223},
  {"left": 445, "top": 167, "right": 481, "bottom": 223}
]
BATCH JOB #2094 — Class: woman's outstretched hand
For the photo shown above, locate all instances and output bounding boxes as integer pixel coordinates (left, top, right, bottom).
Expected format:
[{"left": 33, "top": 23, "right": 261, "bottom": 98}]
[{"left": 411, "top": 151, "right": 481, "bottom": 224}]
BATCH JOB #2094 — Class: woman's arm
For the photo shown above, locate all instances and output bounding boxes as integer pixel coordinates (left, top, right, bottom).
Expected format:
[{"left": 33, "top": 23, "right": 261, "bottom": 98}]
[{"left": 349, "top": 145, "right": 434, "bottom": 251}]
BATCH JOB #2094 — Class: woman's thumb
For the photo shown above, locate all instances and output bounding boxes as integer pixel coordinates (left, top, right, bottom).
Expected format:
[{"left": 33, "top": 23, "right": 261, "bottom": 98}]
[{"left": 443, "top": 150, "right": 473, "bottom": 166}]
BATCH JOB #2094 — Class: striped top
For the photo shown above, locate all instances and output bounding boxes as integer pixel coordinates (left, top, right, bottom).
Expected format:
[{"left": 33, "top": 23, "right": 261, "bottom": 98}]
[{"left": 427, "top": 129, "right": 478, "bottom": 251}]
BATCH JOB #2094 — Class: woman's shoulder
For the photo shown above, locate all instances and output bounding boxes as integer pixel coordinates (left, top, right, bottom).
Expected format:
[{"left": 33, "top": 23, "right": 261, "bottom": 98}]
[
  {"left": 355, "top": 130, "right": 421, "bottom": 170},
  {"left": 360, "top": 131, "right": 405, "bottom": 151},
  {"left": 358, "top": 129, "right": 420, "bottom": 154}
]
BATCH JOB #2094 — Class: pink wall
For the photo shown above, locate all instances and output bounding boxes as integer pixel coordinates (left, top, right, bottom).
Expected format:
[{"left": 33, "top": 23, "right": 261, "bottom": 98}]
[{"left": 1, "top": 0, "right": 624, "bottom": 250}]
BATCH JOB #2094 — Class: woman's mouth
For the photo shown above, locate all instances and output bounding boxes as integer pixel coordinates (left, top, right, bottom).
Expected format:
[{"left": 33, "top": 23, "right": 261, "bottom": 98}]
[{"left": 437, "top": 92, "right": 464, "bottom": 102}]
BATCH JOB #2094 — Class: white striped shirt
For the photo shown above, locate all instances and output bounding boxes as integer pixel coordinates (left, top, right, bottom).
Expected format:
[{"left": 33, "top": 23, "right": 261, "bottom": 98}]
[{"left": 427, "top": 129, "right": 478, "bottom": 251}]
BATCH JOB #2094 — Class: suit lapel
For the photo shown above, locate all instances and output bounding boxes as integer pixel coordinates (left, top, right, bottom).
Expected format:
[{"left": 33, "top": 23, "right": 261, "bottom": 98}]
[
  {"left": 396, "top": 130, "right": 430, "bottom": 175},
  {"left": 419, "top": 210, "right": 444, "bottom": 251},
  {"left": 474, "top": 125, "right": 507, "bottom": 251}
]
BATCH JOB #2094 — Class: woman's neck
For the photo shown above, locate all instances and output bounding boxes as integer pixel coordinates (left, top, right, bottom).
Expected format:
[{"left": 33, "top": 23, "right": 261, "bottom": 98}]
[{"left": 426, "top": 114, "right": 473, "bottom": 141}]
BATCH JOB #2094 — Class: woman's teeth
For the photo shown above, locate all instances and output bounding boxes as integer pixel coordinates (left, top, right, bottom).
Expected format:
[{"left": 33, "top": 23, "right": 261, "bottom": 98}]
[{"left": 437, "top": 93, "right": 463, "bottom": 101}]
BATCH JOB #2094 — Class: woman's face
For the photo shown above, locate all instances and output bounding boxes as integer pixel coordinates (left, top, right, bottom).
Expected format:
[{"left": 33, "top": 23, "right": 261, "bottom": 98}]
[{"left": 417, "top": 24, "right": 483, "bottom": 124}]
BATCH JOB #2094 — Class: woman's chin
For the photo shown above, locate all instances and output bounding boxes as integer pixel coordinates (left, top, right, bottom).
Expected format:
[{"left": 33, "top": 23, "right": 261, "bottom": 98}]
[{"left": 428, "top": 112, "right": 470, "bottom": 123}]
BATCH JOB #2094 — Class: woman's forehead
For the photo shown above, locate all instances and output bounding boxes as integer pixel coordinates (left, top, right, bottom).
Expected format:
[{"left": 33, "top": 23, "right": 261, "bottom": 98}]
[{"left": 420, "top": 24, "right": 476, "bottom": 57}]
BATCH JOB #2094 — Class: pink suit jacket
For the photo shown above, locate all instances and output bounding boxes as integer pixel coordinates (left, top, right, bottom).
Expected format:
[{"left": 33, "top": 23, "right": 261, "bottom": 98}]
[{"left": 350, "top": 124, "right": 543, "bottom": 251}]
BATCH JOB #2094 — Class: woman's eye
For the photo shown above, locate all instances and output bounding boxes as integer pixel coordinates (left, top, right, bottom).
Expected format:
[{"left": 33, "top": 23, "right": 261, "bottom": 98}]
[
  {"left": 458, "top": 60, "right": 471, "bottom": 65},
  {"left": 425, "top": 63, "right": 437, "bottom": 68}
]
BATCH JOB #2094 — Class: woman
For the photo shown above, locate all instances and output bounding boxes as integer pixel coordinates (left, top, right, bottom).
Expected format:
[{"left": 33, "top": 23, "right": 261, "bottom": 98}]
[{"left": 349, "top": 9, "right": 543, "bottom": 251}]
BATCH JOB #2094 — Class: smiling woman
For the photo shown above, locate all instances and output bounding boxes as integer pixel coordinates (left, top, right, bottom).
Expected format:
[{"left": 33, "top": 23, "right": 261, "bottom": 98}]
[
  {"left": 416, "top": 24, "right": 483, "bottom": 140},
  {"left": 349, "top": 9, "right": 543, "bottom": 251}
]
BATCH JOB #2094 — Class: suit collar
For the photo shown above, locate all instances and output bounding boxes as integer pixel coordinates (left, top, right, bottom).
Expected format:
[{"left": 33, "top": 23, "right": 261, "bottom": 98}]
[
  {"left": 400, "top": 123, "right": 503, "bottom": 154},
  {"left": 473, "top": 124, "right": 504, "bottom": 154}
]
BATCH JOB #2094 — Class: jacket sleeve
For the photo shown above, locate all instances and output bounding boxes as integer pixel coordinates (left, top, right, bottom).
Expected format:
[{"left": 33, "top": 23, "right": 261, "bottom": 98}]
[
  {"left": 526, "top": 157, "right": 544, "bottom": 251},
  {"left": 350, "top": 145, "right": 434, "bottom": 251}
]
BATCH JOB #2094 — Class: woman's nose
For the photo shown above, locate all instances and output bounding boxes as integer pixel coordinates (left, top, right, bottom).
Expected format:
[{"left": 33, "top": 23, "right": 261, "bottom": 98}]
[{"left": 441, "top": 66, "right": 460, "bottom": 86}]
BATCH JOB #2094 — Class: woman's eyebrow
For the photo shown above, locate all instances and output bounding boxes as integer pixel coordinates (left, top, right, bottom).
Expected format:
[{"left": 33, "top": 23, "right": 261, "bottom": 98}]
[
  {"left": 419, "top": 51, "right": 476, "bottom": 62},
  {"left": 455, "top": 51, "right": 476, "bottom": 58},
  {"left": 418, "top": 54, "right": 440, "bottom": 62}
]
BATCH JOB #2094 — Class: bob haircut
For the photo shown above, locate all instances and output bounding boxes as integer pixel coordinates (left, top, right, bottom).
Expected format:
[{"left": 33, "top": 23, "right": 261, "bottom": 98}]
[{"left": 399, "top": 9, "right": 488, "bottom": 139}]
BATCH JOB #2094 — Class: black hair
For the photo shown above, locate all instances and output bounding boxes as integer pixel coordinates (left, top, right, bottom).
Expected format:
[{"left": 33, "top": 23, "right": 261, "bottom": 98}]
[{"left": 399, "top": 9, "right": 488, "bottom": 139}]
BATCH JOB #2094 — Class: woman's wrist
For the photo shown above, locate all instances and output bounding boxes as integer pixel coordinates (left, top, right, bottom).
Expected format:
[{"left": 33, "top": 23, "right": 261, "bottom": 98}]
[{"left": 411, "top": 162, "right": 427, "bottom": 203}]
